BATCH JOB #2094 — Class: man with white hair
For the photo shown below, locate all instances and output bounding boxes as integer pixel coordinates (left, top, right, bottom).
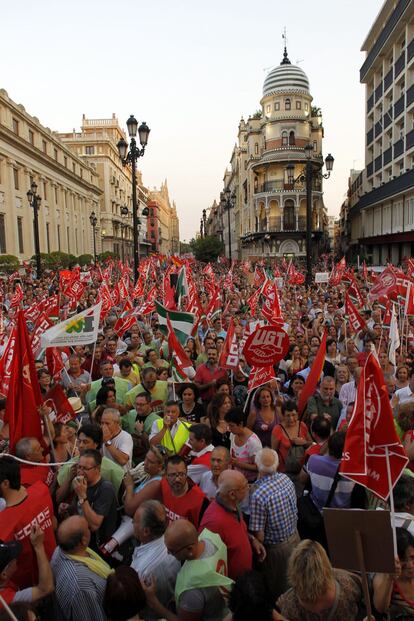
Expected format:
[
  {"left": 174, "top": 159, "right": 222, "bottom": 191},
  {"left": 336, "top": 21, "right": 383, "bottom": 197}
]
[
  {"left": 100, "top": 407, "right": 133, "bottom": 470},
  {"left": 249, "top": 447, "right": 299, "bottom": 600}
]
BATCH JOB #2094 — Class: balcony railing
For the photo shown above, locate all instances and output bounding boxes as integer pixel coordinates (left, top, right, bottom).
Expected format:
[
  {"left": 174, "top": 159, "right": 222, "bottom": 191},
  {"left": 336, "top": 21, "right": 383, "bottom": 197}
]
[
  {"left": 384, "top": 67, "right": 393, "bottom": 91},
  {"left": 394, "top": 94, "right": 405, "bottom": 118},
  {"left": 256, "top": 215, "right": 309, "bottom": 233},
  {"left": 395, "top": 50, "right": 406, "bottom": 78},
  {"left": 255, "top": 178, "right": 321, "bottom": 194}
]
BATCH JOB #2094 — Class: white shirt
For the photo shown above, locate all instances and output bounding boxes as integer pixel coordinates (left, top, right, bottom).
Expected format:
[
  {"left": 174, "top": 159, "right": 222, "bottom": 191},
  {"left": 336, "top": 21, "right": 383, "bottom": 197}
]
[
  {"left": 199, "top": 471, "right": 218, "bottom": 500},
  {"left": 337, "top": 380, "right": 357, "bottom": 428},
  {"left": 395, "top": 385, "right": 414, "bottom": 406},
  {"left": 102, "top": 429, "right": 133, "bottom": 471},
  {"left": 187, "top": 445, "right": 214, "bottom": 485}
]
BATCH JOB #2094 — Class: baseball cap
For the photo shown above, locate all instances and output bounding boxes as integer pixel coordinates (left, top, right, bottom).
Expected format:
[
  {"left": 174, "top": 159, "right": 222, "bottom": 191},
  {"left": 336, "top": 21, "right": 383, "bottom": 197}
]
[{"left": 0, "top": 540, "right": 22, "bottom": 572}]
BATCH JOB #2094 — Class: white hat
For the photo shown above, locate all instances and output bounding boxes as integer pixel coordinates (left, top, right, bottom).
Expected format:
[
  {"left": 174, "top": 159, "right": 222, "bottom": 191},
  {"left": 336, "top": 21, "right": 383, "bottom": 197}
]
[{"left": 68, "top": 397, "right": 83, "bottom": 414}]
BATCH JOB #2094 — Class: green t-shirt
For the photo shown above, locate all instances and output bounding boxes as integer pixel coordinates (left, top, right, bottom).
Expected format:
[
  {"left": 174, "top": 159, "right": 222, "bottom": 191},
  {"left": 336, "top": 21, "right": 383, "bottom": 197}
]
[
  {"left": 122, "top": 410, "right": 162, "bottom": 435},
  {"left": 124, "top": 381, "right": 168, "bottom": 410},
  {"left": 86, "top": 376, "right": 131, "bottom": 409},
  {"left": 57, "top": 455, "right": 124, "bottom": 493}
]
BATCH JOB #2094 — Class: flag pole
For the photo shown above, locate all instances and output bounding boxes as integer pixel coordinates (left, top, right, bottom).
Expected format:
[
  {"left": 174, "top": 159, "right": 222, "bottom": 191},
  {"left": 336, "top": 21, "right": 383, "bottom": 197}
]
[
  {"left": 0, "top": 594, "right": 18, "bottom": 621},
  {"left": 385, "top": 446, "right": 398, "bottom": 556}
]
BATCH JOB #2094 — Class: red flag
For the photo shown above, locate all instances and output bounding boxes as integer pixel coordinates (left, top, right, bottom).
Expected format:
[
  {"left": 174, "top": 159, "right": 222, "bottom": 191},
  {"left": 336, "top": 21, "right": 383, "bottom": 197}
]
[
  {"left": 404, "top": 281, "right": 414, "bottom": 316},
  {"left": 163, "top": 275, "right": 177, "bottom": 310},
  {"left": 114, "top": 313, "right": 138, "bottom": 338},
  {"left": 340, "top": 353, "right": 408, "bottom": 500},
  {"left": 0, "top": 327, "right": 17, "bottom": 395},
  {"left": 138, "top": 285, "right": 157, "bottom": 315},
  {"left": 298, "top": 331, "right": 327, "bottom": 416},
  {"left": 166, "top": 315, "right": 192, "bottom": 369},
  {"left": 345, "top": 294, "right": 367, "bottom": 333},
  {"left": 43, "top": 384, "right": 77, "bottom": 425},
  {"left": 362, "top": 261, "right": 368, "bottom": 281},
  {"left": 9, "top": 284, "right": 23, "bottom": 310},
  {"left": 218, "top": 318, "right": 238, "bottom": 370},
  {"left": 45, "top": 347, "right": 65, "bottom": 380},
  {"left": 247, "top": 365, "right": 277, "bottom": 393},
  {"left": 370, "top": 266, "right": 398, "bottom": 299},
  {"left": 4, "top": 311, "right": 43, "bottom": 452},
  {"left": 247, "top": 288, "right": 261, "bottom": 316},
  {"left": 30, "top": 312, "right": 53, "bottom": 357}
]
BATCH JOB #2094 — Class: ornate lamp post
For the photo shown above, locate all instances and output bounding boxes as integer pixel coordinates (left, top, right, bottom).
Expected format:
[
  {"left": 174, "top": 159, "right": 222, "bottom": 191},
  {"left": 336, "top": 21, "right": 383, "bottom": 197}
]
[
  {"left": 89, "top": 211, "right": 98, "bottom": 264},
  {"left": 220, "top": 189, "right": 236, "bottom": 262},
  {"left": 26, "top": 181, "right": 42, "bottom": 278},
  {"left": 286, "top": 145, "right": 334, "bottom": 286},
  {"left": 120, "top": 205, "right": 129, "bottom": 261},
  {"left": 117, "top": 115, "right": 150, "bottom": 283}
]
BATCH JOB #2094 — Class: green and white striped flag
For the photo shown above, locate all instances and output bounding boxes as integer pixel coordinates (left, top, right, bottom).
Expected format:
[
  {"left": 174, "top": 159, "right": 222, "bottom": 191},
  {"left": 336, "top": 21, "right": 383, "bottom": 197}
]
[
  {"left": 155, "top": 300, "right": 195, "bottom": 345},
  {"left": 176, "top": 266, "right": 189, "bottom": 307}
]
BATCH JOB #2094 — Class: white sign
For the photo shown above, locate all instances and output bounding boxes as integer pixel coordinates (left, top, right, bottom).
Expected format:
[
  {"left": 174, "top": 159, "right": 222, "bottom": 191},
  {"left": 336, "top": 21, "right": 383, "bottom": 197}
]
[
  {"left": 275, "top": 278, "right": 284, "bottom": 289},
  {"left": 315, "top": 272, "right": 329, "bottom": 283}
]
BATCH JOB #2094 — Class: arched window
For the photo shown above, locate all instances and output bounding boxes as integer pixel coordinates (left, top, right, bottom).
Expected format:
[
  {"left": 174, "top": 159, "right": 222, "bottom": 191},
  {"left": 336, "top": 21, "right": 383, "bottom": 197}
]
[
  {"left": 283, "top": 199, "right": 295, "bottom": 231},
  {"left": 282, "top": 131, "right": 288, "bottom": 146},
  {"left": 254, "top": 142, "right": 259, "bottom": 155},
  {"left": 289, "top": 131, "right": 295, "bottom": 145},
  {"left": 285, "top": 98, "right": 291, "bottom": 110}
]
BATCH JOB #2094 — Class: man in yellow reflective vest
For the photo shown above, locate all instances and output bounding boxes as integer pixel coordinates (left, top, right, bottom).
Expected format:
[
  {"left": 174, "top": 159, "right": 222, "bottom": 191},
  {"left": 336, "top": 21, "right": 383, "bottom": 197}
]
[{"left": 149, "top": 401, "right": 191, "bottom": 455}]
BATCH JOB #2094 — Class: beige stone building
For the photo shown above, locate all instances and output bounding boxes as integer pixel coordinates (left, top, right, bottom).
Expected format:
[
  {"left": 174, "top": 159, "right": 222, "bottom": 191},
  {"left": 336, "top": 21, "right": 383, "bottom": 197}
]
[
  {"left": 213, "top": 48, "right": 330, "bottom": 261},
  {"left": 59, "top": 114, "right": 150, "bottom": 260},
  {"left": 148, "top": 180, "right": 180, "bottom": 254},
  {"left": 0, "top": 89, "right": 101, "bottom": 260}
]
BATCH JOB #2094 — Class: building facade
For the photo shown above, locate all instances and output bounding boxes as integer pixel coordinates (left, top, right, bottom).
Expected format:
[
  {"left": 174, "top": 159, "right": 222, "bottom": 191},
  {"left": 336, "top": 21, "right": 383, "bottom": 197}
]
[
  {"left": 0, "top": 89, "right": 101, "bottom": 261},
  {"left": 148, "top": 180, "right": 180, "bottom": 254},
  {"left": 212, "top": 49, "right": 330, "bottom": 261},
  {"left": 59, "top": 114, "right": 151, "bottom": 260},
  {"left": 348, "top": 0, "right": 414, "bottom": 264}
]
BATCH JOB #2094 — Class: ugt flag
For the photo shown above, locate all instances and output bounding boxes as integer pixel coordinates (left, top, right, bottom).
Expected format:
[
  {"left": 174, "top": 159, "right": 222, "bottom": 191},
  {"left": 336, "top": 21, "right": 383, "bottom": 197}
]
[
  {"left": 40, "top": 302, "right": 102, "bottom": 348},
  {"left": 340, "top": 353, "right": 408, "bottom": 501}
]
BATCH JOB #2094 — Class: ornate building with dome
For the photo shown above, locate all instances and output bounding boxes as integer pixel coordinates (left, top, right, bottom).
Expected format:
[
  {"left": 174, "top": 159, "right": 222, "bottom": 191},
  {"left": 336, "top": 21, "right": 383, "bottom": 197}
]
[{"left": 205, "top": 48, "right": 330, "bottom": 260}]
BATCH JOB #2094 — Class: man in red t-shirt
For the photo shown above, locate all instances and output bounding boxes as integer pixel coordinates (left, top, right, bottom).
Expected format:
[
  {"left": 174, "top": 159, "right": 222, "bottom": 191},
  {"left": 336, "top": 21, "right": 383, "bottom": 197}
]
[
  {"left": 15, "top": 437, "right": 54, "bottom": 489},
  {"left": 160, "top": 456, "right": 209, "bottom": 527},
  {"left": 0, "top": 457, "right": 56, "bottom": 589},
  {"left": 194, "top": 347, "right": 228, "bottom": 404},
  {"left": 199, "top": 469, "right": 265, "bottom": 580}
]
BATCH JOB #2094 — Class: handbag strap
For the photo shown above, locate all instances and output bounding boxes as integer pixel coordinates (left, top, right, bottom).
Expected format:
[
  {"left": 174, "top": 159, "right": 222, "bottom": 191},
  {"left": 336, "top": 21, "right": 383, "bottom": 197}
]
[
  {"left": 325, "top": 466, "right": 341, "bottom": 508},
  {"left": 280, "top": 423, "right": 299, "bottom": 445},
  {"left": 325, "top": 581, "right": 341, "bottom": 621}
]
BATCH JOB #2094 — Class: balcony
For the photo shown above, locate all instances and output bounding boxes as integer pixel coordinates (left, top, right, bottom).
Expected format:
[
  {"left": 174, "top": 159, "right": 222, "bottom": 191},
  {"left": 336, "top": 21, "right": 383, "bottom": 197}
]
[
  {"left": 367, "top": 128, "right": 374, "bottom": 145},
  {"left": 394, "top": 138, "right": 404, "bottom": 159},
  {"left": 367, "top": 93, "right": 374, "bottom": 113},
  {"left": 394, "top": 50, "right": 406, "bottom": 78},
  {"left": 407, "top": 84, "right": 414, "bottom": 107},
  {"left": 408, "top": 39, "right": 414, "bottom": 63},
  {"left": 406, "top": 128, "right": 414, "bottom": 150},
  {"left": 375, "top": 121, "right": 382, "bottom": 138},
  {"left": 255, "top": 215, "right": 309, "bottom": 233},
  {"left": 375, "top": 83, "right": 383, "bottom": 103},
  {"left": 394, "top": 94, "right": 405, "bottom": 118},
  {"left": 383, "top": 146, "right": 392, "bottom": 165},
  {"left": 367, "top": 161, "right": 374, "bottom": 177},
  {"left": 384, "top": 67, "right": 393, "bottom": 92},
  {"left": 360, "top": 0, "right": 410, "bottom": 81},
  {"left": 254, "top": 177, "right": 322, "bottom": 195},
  {"left": 384, "top": 109, "right": 393, "bottom": 128},
  {"left": 375, "top": 154, "right": 382, "bottom": 172}
]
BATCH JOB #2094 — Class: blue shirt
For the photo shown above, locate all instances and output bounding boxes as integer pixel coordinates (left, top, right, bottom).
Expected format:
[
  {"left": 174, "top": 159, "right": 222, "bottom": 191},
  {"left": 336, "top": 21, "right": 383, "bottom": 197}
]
[
  {"left": 249, "top": 473, "right": 297, "bottom": 544},
  {"left": 306, "top": 454, "right": 354, "bottom": 511}
]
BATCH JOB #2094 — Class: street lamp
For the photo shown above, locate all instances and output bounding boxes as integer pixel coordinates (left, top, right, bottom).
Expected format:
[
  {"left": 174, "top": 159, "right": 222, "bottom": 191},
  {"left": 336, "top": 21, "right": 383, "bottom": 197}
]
[
  {"left": 120, "top": 205, "right": 129, "bottom": 261},
  {"left": 117, "top": 115, "right": 150, "bottom": 283},
  {"left": 26, "top": 181, "right": 42, "bottom": 278},
  {"left": 220, "top": 189, "right": 236, "bottom": 262},
  {"left": 89, "top": 211, "right": 98, "bottom": 264},
  {"left": 286, "top": 146, "right": 334, "bottom": 286}
]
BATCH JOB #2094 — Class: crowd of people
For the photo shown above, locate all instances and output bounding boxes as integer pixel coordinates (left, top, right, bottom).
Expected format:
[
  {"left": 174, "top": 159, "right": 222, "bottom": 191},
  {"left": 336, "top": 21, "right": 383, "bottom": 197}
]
[{"left": 0, "top": 256, "right": 413, "bottom": 620}]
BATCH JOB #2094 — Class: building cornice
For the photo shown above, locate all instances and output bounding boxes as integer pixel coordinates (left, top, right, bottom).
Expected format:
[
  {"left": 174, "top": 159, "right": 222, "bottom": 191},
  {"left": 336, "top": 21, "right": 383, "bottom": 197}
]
[{"left": 0, "top": 125, "right": 102, "bottom": 195}]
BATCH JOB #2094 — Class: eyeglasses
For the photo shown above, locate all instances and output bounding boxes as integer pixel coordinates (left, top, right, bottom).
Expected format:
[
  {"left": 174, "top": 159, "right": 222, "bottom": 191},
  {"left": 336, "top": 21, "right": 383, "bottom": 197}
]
[
  {"left": 167, "top": 472, "right": 186, "bottom": 479},
  {"left": 167, "top": 540, "right": 197, "bottom": 556}
]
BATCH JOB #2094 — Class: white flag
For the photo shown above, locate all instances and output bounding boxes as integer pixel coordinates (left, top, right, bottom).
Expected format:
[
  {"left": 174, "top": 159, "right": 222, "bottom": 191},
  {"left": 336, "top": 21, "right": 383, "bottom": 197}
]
[
  {"left": 40, "top": 302, "right": 102, "bottom": 348},
  {"left": 388, "top": 303, "right": 400, "bottom": 366}
]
